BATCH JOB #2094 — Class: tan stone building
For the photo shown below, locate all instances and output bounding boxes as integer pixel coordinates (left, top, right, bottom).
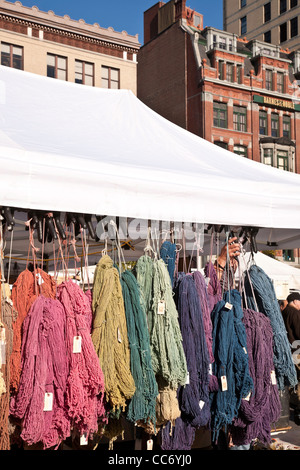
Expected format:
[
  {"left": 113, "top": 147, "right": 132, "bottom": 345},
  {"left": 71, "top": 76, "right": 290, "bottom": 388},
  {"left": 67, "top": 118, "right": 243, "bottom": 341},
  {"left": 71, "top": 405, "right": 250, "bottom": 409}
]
[
  {"left": 223, "top": 0, "right": 300, "bottom": 51},
  {"left": 0, "top": 0, "right": 140, "bottom": 93}
]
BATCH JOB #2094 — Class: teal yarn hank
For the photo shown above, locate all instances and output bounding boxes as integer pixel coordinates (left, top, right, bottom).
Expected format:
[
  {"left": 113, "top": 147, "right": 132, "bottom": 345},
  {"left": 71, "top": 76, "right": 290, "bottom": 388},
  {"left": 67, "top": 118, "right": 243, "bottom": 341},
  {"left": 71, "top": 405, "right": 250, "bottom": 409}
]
[
  {"left": 244, "top": 264, "right": 298, "bottom": 390},
  {"left": 120, "top": 269, "right": 158, "bottom": 427}
]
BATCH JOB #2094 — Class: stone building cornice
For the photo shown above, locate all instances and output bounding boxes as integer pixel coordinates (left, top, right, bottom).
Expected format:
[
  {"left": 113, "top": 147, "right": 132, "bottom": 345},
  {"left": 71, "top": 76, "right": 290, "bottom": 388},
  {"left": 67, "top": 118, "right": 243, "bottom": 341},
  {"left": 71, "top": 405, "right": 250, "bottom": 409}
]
[{"left": 0, "top": 0, "right": 141, "bottom": 52}]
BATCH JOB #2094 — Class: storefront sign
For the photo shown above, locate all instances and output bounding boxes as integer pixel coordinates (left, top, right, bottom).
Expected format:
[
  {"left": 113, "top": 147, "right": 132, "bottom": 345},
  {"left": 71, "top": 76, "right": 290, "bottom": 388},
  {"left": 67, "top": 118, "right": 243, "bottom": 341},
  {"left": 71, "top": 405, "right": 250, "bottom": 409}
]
[{"left": 253, "top": 94, "right": 300, "bottom": 111}]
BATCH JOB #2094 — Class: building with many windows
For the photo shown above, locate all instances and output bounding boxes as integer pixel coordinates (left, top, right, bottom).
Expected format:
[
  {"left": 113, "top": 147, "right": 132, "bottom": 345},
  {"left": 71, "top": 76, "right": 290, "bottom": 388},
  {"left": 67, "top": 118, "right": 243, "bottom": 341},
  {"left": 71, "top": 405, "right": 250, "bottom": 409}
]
[
  {"left": 223, "top": 0, "right": 300, "bottom": 51},
  {"left": 0, "top": 0, "right": 140, "bottom": 93},
  {"left": 138, "top": 0, "right": 300, "bottom": 174}
]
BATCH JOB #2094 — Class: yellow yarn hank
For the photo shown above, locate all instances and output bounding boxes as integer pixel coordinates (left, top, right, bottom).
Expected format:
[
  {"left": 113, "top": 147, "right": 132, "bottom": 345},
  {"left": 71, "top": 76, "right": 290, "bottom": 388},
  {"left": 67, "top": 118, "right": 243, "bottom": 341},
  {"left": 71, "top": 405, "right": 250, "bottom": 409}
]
[{"left": 91, "top": 255, "right": 135, "bottom": 412}]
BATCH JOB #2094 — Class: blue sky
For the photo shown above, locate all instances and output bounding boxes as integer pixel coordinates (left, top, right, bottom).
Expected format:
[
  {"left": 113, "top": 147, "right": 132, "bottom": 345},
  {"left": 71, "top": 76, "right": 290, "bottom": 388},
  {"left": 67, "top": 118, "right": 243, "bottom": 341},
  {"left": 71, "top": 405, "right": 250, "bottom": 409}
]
[{"left": 18, "top": 0, "right": 223, "bottom": 44}]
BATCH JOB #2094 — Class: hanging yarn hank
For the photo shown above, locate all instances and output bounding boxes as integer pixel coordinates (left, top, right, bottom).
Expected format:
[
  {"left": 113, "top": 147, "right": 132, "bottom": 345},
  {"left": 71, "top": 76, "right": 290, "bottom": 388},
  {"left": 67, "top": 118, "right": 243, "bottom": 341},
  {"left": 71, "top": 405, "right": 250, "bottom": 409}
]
[
  {"left": 159, "top": 240, "right": 177, "bottom": 287},
  {"left": 91, "top": 255, "right": 136, "bottom": 413},
  {"left": 191, "top": 271, "right": 218, "bottom": 392},
  {"left": 10, "top": 268, "right": 56, "bottom": 393},
  {"left": 244, "top": 264, "right": 298, "bottom": 390},
  {"left": 120, "top": 270, "right": 158, "bottom": 427},
  {"left": 135, "top": 255, "right": 186, "bottom": 428},
  {"left": 0, "top": 293, "right": 17, "bottom": 450},
  {"left": 10, "top": 296, "right": 70, "bottom": 449},
  {"left": 210, "top": 289, "right": 253, "bottom": 442},
  {"left": 230, "top": 308, "right": 281, "bottom": 446},
  {"left": 161, "top": 417, "right": 195, "bottom": 451},
  {"left": 173, "top": 273, "right": 210, "bottom": 429},
  {"left": 135, "top": 255, "right": 187, "bottom": 388},
  {"left": 57, "top": 279, "right": 106, "bottom": 439}
]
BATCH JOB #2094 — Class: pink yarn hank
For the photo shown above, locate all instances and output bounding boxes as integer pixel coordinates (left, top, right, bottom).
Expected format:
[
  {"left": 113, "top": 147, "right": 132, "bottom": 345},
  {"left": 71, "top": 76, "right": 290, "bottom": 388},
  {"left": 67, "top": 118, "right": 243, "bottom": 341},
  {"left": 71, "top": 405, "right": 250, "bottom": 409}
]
[
  {"left": 10, "top": 295, "right": 70, "bottom": 449},
  {"left": 57, "top": 280, "right": 106, "bottom": 438}
]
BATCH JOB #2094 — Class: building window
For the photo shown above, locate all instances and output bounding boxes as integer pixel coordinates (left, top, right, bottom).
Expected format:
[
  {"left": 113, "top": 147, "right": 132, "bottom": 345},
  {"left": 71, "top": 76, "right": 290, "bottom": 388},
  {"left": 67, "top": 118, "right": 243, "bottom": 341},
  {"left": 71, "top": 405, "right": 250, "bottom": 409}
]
[
  {"left": 264, "top": 2, "right": 271, "bottom": 22},
  {"left": 75, "top": 60, "right": 94, "bottom": 86},
  {"left": 263, "top": 148, "right": 273, "bottom": 166},
  {"left": 271, "top": 113, "right": 279, "bottom": 137},
  {"left": 280, "top": 0, "right": 287, "bottom": 14},
  {"left": 264, "top": 30, "right": 271, "bottom": 43},
  {"left": 290, "top": 17, "right": 298, "bottom": 37},
  {"left": 265, "top": 69, "right": 273, "bottom": 90},
  {"left": 236, "top": 64, "right": 242, "bottom": 84},
  {"left": 101, "top": 66, "right": 120, "bottom": 89},
  {"left": 241, "top": 16, "right": 247, "bottom": 35},
  {"left": 290, "top": 0, "right": 298, "bottom": 8},
  {"left": 259, "top": 111, "right": 268, "bottom": 135},
  {"left": 1, "top": 43, "right": 23, "bottom": 69},
  {"left": 213, "top": 102, "right": 227, "bottom": 128},
  {"left": 219, "top": 36, "right": 227, "bottom": 50},
  {"left": 47, "top": 54, "right": 67, "bottom": 80},
  {"left": 226, "top": 63, "right": 234, "bottom": 82},
  {"left": 241, "top": 0, "right": 247, "bottom": 7},
  {"left": 234, "top": 145, "right": 247, "bottom": 157},
  {"left": 277, "top": 151, "right": 289, "bottom": 170},
  {"left": 283, "top": 116, "right": 291, "bottom": 138},
  {"left": 233, "top": 106, "right": 247, "bottom": 132},
  {"left": 277, "top": 72, "right": 284, "bottom": 93},
  {"left": 218, "top": 60, "right": 224, "bottom": 80},
  {"left": 280, "top": 22, "right": 287, "bottom": 42},
  {"left": 214, "top": 141, "right": 228, "bottom": 149}
]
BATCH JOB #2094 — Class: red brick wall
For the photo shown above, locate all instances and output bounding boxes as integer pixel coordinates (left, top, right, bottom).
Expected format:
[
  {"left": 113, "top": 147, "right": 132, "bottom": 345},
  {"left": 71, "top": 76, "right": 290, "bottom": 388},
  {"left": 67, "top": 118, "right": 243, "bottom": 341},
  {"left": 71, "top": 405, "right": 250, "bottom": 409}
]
[{"left": 138, "top": 23, "right": 187, "bottom": 130}]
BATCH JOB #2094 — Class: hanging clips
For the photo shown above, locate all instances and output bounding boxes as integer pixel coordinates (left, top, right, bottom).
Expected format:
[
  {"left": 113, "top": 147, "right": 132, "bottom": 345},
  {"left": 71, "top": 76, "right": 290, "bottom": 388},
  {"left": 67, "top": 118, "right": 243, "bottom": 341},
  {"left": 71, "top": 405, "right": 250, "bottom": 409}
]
[{"left": 0, "top": 207, "right": 15, "bottom": 232}]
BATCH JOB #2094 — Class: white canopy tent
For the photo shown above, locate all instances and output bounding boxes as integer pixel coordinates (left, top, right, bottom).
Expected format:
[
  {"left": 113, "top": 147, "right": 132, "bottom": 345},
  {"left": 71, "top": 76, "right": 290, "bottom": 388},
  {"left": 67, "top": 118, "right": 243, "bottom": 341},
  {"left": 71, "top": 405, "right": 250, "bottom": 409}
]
[
  {"left": 1, "top": 65, "right": 300, "bottom": 264},
  {"left": 237, "top": 251, "right": 300, "bottom": 298}
]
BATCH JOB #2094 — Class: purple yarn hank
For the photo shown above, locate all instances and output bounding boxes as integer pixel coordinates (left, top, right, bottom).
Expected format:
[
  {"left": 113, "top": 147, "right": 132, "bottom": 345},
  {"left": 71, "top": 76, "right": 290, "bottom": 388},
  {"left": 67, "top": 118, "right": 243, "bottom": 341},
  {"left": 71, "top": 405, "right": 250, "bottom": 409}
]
[{"left": 230, "top": 308, "right": 281, "bottom": 446}]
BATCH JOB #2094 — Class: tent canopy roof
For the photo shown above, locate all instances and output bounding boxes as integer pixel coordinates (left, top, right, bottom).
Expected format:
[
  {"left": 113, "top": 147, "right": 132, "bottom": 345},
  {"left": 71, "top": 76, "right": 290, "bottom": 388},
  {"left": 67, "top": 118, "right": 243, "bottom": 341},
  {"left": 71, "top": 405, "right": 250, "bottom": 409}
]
[{"left": 1, "top": 65, "right": 300, "bottom": 234}]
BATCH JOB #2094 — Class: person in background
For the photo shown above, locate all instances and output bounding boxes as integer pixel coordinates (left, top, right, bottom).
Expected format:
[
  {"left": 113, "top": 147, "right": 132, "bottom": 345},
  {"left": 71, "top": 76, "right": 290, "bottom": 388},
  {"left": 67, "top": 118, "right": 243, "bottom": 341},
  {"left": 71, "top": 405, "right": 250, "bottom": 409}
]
[
  {"left": 279, "top": 299, "right": 288, "bottom": 313},
  {"left": 282, "top": 292, "right": 300, "bottom": 426}
]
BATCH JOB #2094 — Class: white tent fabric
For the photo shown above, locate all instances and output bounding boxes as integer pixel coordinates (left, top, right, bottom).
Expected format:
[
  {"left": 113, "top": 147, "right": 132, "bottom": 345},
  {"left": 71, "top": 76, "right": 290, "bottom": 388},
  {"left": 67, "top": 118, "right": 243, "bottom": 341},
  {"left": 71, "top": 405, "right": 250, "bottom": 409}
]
[
  {"left": 238, "top": 251, "right": 300, "bottom": 292},
  {"left": 1, "top": 65, "right": 300, "bottom": 232}
]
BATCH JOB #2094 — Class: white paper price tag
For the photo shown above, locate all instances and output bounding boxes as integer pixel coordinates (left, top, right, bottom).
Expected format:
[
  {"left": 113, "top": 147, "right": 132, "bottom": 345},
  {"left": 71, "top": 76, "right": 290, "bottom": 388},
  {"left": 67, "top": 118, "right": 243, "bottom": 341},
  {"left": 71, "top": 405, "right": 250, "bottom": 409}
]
[
  {"left": 157, "top": 301, "right": 165, "bottom": 315},
  {"left": 117, "top": 327, "right": 122, "bottom": 343},
  {"left": 36, "top": 273, "right": 44, "bottom": 285},
  {"left": 199, "top": 400, "right": 205, "bottom": 410},
  {"left": 243, "top": 391, "right": 251, "bottom": 401},
  {"left": 209, "top": 363, "right": 212, "bottom": 375},
  {"left": 73, "top": 336, "right": 82, "bottom": 353},
  {"left": 225, "top": 302, "right": 233, "bottom": 310},
  {"left": 44, "top": 392, "right": 53, "bottom": 411},
  {"left": 271, "top": 370, "right": 277, "bottom": 385},
  {"left": 0, "top": 328, "right": 6, "bottom": 365},
  {"left": 185, "top": 372, "right": 190, "bottom": 385},
  {"left": 147, "top": 439, "right": 153, "bottom": 450},
  {"left": 221, "top": 375, "right": 228, "bottom": 391},
  {"left": 80, "top": 433, "right": 88, "bottom": 446}
]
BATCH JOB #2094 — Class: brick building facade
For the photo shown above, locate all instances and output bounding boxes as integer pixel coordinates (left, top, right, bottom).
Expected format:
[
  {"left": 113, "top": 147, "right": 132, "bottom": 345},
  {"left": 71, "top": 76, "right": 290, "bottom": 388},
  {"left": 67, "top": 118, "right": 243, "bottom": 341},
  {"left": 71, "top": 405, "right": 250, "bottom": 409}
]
[
  {"left": 138, "top": 0, "right": 300, "bottom": 172},
  {"left": 0, "top": 0, "right": 140, "bottom": 93}
]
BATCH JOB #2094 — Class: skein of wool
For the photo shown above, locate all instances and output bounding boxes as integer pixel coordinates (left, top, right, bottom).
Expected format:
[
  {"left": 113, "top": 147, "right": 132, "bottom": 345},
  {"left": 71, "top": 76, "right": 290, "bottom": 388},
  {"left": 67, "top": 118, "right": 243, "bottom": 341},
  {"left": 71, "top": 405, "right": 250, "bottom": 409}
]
[
  {"left": 230, "top": 308, "right": 281, "bottom": 447},
  {"left": 120, "top": 270, "right": 158, "bottom": 427},
  {"left": 160, "top": 240, "right": 177, "bottom": 287},
  {"left": 161, "top": 417, "right": 195, "bottom": 451},
  {"left": 210, "top": 290, "right": 253, "bottom": 442},
  {"left": 244, "top": 265, "right": 298, "bottom": 390},
  {"left": 10, "top": 295, "right": 70, "bottom": 449},
  {"left": 204, "top": 261, "right": 222, "bottom": 313},
  {"left": 173, "top": 273, "right": 210, "bottom": 428},
  {"left": 0, "top": 296, "right": 17, "bottom": 450},
  {"left": 57, "top": 280, "right": 106, "bottom": 439},
  {"left": 135, "top": 255, "right": 187, "bottom": 428},
  {"left": 10, "top": 268, "right": 56, "bottom": 393},
  {"left": 91, "top": 255, "right": 136, "bottom": 413},
  {"left": 191, "top": 271, "right": 218, "bottom": 392}
]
